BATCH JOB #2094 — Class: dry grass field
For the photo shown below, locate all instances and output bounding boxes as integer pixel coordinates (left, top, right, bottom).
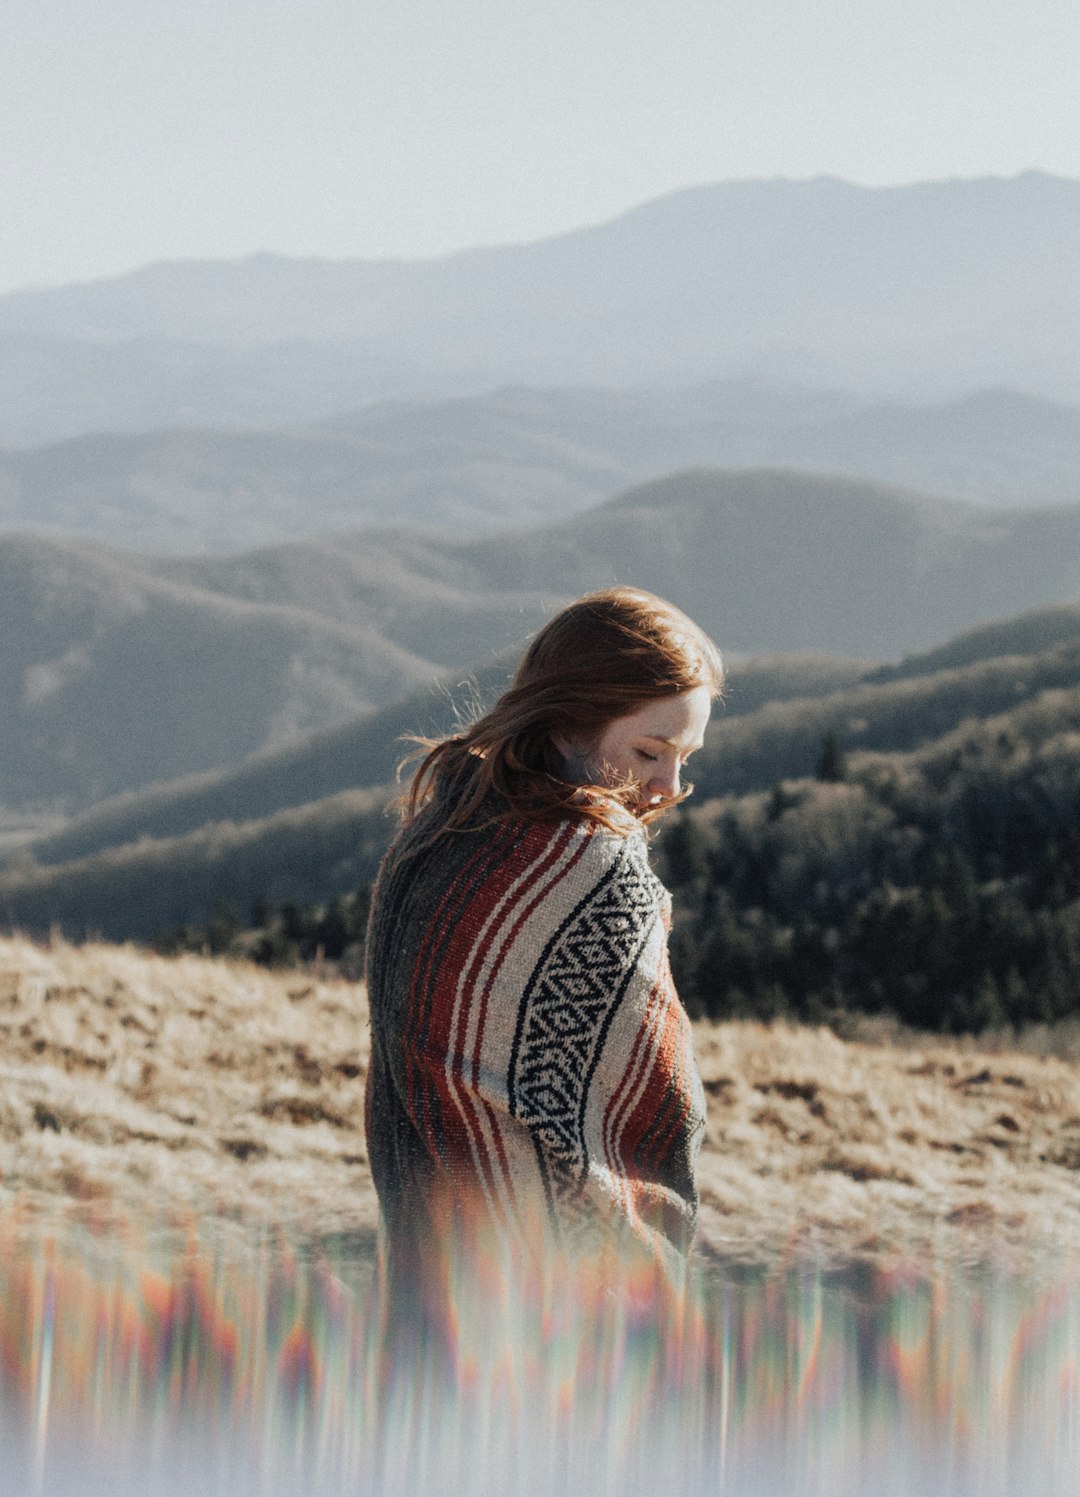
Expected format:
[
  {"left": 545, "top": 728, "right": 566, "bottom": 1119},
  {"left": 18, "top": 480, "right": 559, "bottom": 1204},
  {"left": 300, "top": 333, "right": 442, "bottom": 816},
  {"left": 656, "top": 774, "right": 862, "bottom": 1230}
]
[{"left": 2, "top": 934, "right": 1078, "bottom": 1267}]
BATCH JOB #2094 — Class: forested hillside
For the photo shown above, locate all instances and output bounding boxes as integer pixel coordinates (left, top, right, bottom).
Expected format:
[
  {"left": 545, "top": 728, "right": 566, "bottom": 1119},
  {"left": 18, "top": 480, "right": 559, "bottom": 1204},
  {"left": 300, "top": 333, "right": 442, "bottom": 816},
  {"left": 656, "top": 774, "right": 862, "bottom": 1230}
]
[
  {"left": 23, "top": 651, "right": 864, "bottom": 870},
  {"left": 656, "top": 692, "right": 1080, "bottom": 1034}
]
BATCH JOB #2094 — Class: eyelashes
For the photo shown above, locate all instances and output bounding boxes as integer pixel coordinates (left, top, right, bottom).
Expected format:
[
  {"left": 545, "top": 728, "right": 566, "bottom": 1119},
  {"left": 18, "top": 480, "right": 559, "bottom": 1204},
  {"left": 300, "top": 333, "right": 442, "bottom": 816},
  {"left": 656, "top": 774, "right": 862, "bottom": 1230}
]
[{"left": 634, "top": 748, "right": 696, "bottom": 766}]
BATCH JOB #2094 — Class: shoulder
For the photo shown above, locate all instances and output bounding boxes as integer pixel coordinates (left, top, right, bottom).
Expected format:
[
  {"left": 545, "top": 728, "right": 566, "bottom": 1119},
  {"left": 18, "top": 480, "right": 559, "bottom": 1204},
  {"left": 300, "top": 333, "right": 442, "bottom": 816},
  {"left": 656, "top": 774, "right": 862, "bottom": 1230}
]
[
  {"left": 381, "top": 801, "right": 665, "bottom": 911},
  {"left": 530, "top": 815, "right": 668, "bottom": 916},
  {"left": 494, "top": 807, "right": 645, "bottom": 862},
  {"left": 572, "top": 817, "right": 652, "bottom": 872}
]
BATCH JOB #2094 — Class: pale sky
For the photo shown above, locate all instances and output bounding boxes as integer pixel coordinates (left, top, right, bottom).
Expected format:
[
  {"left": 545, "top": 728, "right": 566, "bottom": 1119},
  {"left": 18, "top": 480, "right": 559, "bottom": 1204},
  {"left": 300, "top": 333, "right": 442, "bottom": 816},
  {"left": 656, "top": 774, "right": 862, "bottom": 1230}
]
[{"left": 3, "top": 0, "right": 1079, "bottom": 293}]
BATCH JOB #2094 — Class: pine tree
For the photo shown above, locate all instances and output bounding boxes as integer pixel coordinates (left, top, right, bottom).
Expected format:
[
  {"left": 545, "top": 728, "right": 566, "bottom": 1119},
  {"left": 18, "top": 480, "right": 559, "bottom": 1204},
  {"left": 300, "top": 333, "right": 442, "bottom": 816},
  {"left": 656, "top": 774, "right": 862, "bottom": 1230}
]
[{"left": 816, "top": 730, "right": 847, "bottom": 783}]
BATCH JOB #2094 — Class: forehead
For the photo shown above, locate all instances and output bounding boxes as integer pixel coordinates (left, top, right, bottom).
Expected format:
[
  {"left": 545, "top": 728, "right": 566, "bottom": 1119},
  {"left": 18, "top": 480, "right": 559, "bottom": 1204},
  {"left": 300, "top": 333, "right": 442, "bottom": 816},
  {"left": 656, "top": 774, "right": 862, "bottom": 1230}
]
[{"left": 606, "top": 687, "right": 712, "bottom": 743}]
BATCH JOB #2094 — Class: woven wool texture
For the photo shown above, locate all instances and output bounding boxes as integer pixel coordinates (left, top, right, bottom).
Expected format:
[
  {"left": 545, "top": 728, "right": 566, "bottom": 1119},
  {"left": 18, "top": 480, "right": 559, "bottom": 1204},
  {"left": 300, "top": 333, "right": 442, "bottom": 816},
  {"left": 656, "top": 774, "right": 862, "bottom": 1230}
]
[{"left": 364, "top": 796, "right": 707, "bottom": 1282}]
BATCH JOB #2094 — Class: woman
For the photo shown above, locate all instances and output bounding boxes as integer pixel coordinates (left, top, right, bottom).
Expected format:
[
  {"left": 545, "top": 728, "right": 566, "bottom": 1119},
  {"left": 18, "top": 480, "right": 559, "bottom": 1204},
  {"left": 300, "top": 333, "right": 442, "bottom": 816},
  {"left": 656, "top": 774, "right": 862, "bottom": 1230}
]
[{"left": 364, "top": 587, "right": 723, "bottom": 1305}]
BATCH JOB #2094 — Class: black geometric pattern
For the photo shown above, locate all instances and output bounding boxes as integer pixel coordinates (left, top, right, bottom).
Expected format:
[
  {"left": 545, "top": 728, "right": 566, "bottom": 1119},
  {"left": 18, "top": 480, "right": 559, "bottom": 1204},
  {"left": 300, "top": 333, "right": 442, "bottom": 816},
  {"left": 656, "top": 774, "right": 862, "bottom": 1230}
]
[{"left": 507, "top": 839, "right": 661, "bottom": 1212}]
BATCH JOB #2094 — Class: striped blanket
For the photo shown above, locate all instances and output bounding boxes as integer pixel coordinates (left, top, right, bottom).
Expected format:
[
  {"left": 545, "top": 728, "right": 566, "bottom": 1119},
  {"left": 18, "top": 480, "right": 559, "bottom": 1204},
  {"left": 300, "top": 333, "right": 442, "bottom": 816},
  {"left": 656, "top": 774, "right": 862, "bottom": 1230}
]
[{"left": 364, "top": 796, "right": 707, "bottom": 1294}]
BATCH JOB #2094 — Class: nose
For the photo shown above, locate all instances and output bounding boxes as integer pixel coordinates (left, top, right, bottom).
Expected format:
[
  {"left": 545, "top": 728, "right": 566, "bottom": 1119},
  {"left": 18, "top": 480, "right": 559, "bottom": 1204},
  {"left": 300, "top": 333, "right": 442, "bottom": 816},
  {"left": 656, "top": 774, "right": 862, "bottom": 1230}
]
[{"left": 646, "top": 762, "right": 680, "bottom": 802}]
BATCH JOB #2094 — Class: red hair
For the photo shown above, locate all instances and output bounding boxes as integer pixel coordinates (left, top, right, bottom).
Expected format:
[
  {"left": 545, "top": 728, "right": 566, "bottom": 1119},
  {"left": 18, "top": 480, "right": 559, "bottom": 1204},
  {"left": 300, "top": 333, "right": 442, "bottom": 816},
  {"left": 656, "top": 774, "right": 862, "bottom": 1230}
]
[{"left": 401, "top": 587, "right": 724, "bottom": 837}]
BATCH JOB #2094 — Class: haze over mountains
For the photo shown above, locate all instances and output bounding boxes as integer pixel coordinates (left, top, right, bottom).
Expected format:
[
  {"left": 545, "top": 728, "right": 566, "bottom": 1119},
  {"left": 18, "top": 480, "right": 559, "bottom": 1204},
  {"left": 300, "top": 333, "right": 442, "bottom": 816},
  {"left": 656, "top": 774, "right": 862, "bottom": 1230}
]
[
  {"left": 5, "top": 168, "right": 1080, "bottom": 918},
  {"left": 8, "top": 467, "right": 1080, "bottom": 819},
  {"left": 2, "top": 173, "right": 1079, "bottom": 449},
  {"left": 2, "top": 383, "right": 1080, "bottom": 553}
]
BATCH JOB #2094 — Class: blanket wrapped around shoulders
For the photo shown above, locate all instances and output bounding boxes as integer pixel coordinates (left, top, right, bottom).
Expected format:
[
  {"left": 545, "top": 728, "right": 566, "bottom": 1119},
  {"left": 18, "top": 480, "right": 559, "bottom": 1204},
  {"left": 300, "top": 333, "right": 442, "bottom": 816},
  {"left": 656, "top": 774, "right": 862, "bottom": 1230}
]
[{"left": 364, "top": 795, "right": 707, "bottom": 1290}]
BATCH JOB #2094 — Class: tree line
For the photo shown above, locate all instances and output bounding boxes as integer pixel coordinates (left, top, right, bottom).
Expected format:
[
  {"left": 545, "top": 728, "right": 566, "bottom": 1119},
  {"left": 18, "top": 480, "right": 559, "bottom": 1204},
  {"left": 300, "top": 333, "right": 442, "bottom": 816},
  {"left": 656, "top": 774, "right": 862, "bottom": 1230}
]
[
  {"left": 155, "top": 886, "right": 372, "bottom": 978},
  {"left": 654, "top": 707, "right": 1080, "bottom": 1033}
]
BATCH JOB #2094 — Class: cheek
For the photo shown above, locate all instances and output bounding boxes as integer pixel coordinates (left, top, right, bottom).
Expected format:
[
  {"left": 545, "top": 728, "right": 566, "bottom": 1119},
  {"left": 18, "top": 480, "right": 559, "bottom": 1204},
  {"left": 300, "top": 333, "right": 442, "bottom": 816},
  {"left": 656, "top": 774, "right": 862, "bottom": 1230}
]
[
  {"left": 616, "top": 751, "right": 651, "bottom": 785},
  {"left": 598, "top": 737, "right": 633, "bottom": 772}
]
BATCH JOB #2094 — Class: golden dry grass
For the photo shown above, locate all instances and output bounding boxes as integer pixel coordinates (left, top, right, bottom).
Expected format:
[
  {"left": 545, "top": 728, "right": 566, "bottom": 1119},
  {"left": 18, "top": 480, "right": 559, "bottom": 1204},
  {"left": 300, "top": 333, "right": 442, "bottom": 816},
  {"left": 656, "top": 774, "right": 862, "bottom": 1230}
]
[
  {"left": 0, "top": 935, "right": 374, "bottom": 1240},
  {"left": 2, "top": 935, "right": 1078, "bottom": 1266}
]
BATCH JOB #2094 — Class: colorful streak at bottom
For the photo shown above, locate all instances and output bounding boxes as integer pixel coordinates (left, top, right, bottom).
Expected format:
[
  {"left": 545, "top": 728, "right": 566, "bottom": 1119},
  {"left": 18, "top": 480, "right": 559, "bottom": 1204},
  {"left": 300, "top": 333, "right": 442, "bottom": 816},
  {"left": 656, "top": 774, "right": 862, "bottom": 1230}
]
[{"left": 0, "top": 1213, "right": 1077, "bottom": 1495}]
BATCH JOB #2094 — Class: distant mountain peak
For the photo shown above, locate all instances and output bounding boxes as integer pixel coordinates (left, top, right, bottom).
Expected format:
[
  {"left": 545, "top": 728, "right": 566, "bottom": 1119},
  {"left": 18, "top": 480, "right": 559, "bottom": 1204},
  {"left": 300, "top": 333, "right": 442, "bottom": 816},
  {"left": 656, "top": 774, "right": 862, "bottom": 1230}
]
[{"left": 1, "top": 172, "right": 1079, "bottom": 441}]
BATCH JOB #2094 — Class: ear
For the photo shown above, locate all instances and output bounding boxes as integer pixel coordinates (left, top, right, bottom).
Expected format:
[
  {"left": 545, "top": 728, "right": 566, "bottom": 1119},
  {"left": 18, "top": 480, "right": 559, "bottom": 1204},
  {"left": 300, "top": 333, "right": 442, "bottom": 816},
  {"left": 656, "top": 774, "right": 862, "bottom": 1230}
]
[{"left": 551, "top": 732, "right": 593, "bottom": 785}]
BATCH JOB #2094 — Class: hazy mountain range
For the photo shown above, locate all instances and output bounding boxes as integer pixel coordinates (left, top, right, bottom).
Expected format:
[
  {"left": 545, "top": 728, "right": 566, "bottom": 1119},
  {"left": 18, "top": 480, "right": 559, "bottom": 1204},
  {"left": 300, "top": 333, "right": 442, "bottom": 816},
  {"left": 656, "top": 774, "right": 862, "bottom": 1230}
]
[
  {"left": 2, "top": 383, "right": 1079, "bottom": 553},
  {"left": 8, "top": 466, "right": 1080, "bottom": 819},
  {"left": 27, "top": 601, "right": 1080, "bottom": 880},
  {"left": 4, "top": 168, "right": 1080, "bottom": 886},
  {"left": 6, "top": 597, "right": 1080, "bottom": 942},
  {"left": 21, "top": 650, "right": 869, "bottom": 872},
  {"left": 2, "top": 173, "right": 1079, "bottom": 448}
]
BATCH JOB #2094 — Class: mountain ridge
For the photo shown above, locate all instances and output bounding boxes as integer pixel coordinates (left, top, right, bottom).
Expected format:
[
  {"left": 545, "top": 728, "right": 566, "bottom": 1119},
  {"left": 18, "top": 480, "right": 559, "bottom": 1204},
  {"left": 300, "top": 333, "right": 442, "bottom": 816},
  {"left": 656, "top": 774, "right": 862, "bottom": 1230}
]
[
  {"left": 4, "top": 382, "right": 1080, "bottom": 550},
  {"left": 7, "top": 464, "right": 1080, "bottom": 816},
  {"left": 6, "top": 170, "right": 1075, "bottom": 332},
  {"left": 2, "top": 173, "right": 1078, "bottom": 445}
]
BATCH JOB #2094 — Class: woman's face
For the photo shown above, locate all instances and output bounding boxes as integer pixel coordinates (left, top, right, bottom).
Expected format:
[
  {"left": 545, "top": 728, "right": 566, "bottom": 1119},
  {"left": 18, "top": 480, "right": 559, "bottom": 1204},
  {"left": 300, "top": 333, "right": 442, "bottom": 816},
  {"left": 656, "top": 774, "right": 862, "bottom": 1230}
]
[{"left": 564, "top": 685, "right": 712, "bottom": 808}]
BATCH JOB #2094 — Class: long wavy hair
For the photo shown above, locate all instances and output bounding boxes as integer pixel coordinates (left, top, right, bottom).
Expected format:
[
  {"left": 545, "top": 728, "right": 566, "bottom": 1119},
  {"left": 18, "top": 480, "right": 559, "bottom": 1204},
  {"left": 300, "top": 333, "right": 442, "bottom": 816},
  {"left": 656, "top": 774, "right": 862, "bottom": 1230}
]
[{"left": 400, "top": 587, "right": 724, "bottom": 838}]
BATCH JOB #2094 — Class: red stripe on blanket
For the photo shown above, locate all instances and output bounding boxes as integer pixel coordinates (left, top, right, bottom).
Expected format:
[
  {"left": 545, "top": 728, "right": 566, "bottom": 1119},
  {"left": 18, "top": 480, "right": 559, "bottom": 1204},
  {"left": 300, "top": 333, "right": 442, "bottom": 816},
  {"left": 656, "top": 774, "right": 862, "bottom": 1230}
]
[
  {"left": 615, "top": 981, "right": 694, "bottom": 1193},
  {"left": 419, "top": 820, "right": 587, "bottom": 1221},
  {"left": 602, "top": 975, "right": 666, "bottom": 1216},
  {"left": 619, "top": 945, "right": 692, "bottom": 1178},
  {"left": 403, "top": 823, "right": 518, "bottom": 1155},
  {"left": 633, "top": 1025, "right": 694, "bottom": 1188}
]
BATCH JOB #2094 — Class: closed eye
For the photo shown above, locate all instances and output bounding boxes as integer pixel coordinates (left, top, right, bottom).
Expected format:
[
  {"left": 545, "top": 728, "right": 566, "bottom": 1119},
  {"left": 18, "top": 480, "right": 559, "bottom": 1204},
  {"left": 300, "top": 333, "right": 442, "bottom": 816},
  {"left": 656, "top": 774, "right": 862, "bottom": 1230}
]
[{"left": 635, "top": 749, "right": 659, "bottom": 763}]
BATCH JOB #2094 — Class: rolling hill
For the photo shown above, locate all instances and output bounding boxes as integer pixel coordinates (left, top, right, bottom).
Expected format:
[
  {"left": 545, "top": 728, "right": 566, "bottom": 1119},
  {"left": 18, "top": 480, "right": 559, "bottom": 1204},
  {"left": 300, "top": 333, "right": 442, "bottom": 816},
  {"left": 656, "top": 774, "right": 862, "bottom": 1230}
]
[
  {"left": 0, "top": 331, "right": 433, "bottom": 450},
  {"left": 138, "top": 466, "right": 1080, "bottom": 666},
  {"left": 2, "top": 384, "right": 1079, "bottom": 553},
  {"left": 0, "top": 531, "right": 442, "bottom": 813},
  {"left": 6, "top": 601, "right": 1080, "bottom": 943},
  {"left": 8, "top": 467, "right": 1080, "bottom": 817},
  {"left": 20, "top": 651, "right": 867, "bottom": 870}
]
